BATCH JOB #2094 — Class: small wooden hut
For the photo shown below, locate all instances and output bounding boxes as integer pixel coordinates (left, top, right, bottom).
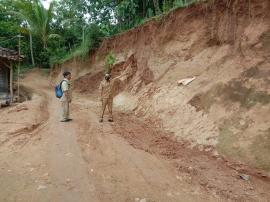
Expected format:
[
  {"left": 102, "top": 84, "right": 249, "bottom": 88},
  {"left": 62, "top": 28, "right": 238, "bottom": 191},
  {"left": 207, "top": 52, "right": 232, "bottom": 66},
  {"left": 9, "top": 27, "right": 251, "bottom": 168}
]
[{"left": 0, "top": 47, "right": 22, "bottom": 105}]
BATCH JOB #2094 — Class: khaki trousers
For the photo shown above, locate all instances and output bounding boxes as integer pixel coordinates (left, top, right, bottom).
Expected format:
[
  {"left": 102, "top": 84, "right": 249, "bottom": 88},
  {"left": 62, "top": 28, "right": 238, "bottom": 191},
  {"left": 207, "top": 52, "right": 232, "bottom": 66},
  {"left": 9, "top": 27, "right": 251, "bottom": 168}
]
[
  {"left": 61, "top": 101, "right": 70, "bottom": 120},
  {"left": 100, "top": 98, "right": 113, "bottom": 119}
]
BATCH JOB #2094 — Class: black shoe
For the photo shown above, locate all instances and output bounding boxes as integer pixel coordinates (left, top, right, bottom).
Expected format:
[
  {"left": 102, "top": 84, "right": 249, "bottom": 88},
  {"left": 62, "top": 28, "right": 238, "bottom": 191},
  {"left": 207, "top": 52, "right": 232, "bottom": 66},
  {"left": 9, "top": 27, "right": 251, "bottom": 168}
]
[
  {"left": 66, "top": 118, "right": 73, "bottom": 122},
  {"left": 60, "top": 119, "right": 69, "bottom": 122},
  {"left": 108, "top": 119, "right": 114, "bottom": 122}
]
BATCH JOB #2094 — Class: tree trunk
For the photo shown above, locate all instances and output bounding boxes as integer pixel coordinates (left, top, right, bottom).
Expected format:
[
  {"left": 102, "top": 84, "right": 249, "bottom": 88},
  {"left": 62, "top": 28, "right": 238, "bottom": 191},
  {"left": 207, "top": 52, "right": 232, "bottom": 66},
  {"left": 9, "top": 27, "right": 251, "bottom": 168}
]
[
  {"left": 29, "top": 32, "right": 35, "bottom": 67},
  {"left": 9, "top": 63, "right": 13, "bottom": 103},
  {"left": 143, "top": 0, "right": 146, "bottom": 17},
  {"left": 152, "top": 0, "right": 161, "bottom": 15},
  {"left": 82, "top": 26, "right": 85, "bottom": 43},
  {"left": 42, "top": 34, "right": 47, "bottom": 49},
  {"left": 43, "top": 38, "right": 47, "bottom": 49}
]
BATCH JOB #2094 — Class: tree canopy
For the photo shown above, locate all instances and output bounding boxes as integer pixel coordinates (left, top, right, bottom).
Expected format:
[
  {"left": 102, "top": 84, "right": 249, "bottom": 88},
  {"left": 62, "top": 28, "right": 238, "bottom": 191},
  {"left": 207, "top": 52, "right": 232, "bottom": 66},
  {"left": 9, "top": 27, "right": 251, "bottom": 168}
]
[{"left": 0, "top": 0, "right": 198, "bottom": 68}]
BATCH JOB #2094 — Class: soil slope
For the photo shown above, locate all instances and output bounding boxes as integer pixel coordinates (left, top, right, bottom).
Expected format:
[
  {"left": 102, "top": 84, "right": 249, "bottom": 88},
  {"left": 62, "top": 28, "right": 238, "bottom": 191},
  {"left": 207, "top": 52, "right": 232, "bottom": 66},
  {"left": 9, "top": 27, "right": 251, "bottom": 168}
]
[{"left": 53, "top": 0, "right": 270, "bottom": 173}]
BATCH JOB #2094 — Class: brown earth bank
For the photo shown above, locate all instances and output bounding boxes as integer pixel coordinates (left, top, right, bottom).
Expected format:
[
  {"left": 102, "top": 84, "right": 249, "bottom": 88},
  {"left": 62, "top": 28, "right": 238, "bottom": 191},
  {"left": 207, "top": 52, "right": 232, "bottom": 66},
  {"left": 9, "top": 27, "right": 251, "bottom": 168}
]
[
  {"left": 1, "top": 1, "right": 270, "bottom": 201},
  {"left": 0, "top": 69, "right": 269, "bottom": 201},
  {"left": 111, "top": 112, "right": 270, "bottom": 200},
  {"left": 74, "top": 92, "right": 270, "bottom": 202},
  {"left": 53, "top": 0, "right": 270, "bottom": 173}
]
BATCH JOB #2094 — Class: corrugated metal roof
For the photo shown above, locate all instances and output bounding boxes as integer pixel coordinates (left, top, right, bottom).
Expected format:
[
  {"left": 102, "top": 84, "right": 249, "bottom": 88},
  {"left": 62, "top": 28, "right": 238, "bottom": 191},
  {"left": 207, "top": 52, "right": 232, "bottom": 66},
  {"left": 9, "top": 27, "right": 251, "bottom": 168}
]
[{"left": 0, "top": 47, "right": 23, "bottom": 61}]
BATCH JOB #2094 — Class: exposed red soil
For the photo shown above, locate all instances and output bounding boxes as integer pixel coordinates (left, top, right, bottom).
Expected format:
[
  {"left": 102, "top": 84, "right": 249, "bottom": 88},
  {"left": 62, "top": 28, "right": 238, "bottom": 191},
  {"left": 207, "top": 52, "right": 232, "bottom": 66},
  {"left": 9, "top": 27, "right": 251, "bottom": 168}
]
[
  {"left": 112, "top": 112, "right": 270, "bottom": 201},
  {"left": 49, "top": 0, "right": 270, "bottom": 200},
  {"left": 73, "top": 71, "right": 104, "bottom": 94},
  {"left": 73, "top": 54, "right": 138, "bottom": 94},
  {"left": 96, "top": 0, "right": 270, "bottom": 58}
]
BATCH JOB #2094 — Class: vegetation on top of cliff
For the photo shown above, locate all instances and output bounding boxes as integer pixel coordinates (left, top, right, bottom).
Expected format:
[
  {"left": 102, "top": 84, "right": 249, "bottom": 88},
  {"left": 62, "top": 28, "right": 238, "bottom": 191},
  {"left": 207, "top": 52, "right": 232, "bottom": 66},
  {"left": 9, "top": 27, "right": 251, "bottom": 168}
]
[{"left": 0, "top": 0, "right": 199, "bottom": 68}]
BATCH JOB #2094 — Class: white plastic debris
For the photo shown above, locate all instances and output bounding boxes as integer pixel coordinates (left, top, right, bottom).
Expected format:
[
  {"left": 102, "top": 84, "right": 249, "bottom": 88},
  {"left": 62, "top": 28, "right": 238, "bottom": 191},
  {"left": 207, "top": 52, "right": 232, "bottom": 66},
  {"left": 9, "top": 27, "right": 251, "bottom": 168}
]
[
  {"left": 178, "top": 77, "right": 196, "bottom": 86},
  {"left": 135, "top": 198, "right": 146, "bottom": 202},
  {"left": 176, "top": 175, "right": 181, "bottom": 180},
  {"left": 42, "top": 173, "right": 49, "bottom": 177},
  {"left": 37, "top": 185, "right": 47, "bottom": 190},
  {"left": 239, "top": 174, "right": 250, "bottom": 181},
  {"left": 65, "top": 152, "right": 73, "bottom": 157},
  {"left": 66, "top": 178, "right": 71, "bottom": 183}
]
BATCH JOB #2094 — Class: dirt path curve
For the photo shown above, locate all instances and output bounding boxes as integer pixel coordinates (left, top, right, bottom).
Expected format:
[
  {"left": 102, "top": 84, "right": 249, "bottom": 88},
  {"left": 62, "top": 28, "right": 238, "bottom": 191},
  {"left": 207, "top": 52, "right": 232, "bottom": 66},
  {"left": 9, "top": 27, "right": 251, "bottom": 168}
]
[
  {"left": 0, "top": 70, "right": 216, "bottom": 202},
  {"left": 38, "top": 73, "right": 212, "bottom": 201},
  {"left": 0, "top": 71, "right": 210, "bottom": 202},
  {"left": 0, "top": 71, "right": 98, "bottom": 202},
  {"left": 71, "top": 100, "right": 214, "bottom": 202},
  {"left": 35, "top": 96, "right": 99, "bottom": 202},
  {"left": 1, "top": 70, "right": 269, "bottom": 202}
]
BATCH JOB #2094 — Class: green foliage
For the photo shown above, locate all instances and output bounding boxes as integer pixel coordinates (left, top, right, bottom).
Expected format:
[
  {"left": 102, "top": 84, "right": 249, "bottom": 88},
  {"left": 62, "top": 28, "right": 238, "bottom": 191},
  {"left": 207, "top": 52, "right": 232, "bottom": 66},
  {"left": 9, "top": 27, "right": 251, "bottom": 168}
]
[
  {"left": 105, "top": 52, "right": 116, "bottom": 73},
  {"left": 163, "top": 0, "right": 172, "bottom": 12},
  {"left": 116, "top": 0, "right": 139, "bottom": 30},
  {"left": 37, "top": 49, "right": 50, "bottom": 68},
  {"left": 147, "top": 8, "right": 154, "bottom": 18},
  {"left": 173, "top": 0, "right": 185, "bottom": 7},
  {"left": 1, "top": 0, "right": 201, "bottom": 69},
  {"left": 50, "top": 24, "right": 104, "bottom": 64},
  {"left": 12, "top": 0, "right": 57, "bottom": 48},
  {"left": 174, "top": 0, "right": 200, "bottom": 8},
  {"left": 9, "top": 0, "right": 59, "bottom": 68},
  {"left": 86, "top": 24, "right": 104, "bottom": 49},
  {"left": 0, "top": 0, "right": 33, "bottom": 67}
]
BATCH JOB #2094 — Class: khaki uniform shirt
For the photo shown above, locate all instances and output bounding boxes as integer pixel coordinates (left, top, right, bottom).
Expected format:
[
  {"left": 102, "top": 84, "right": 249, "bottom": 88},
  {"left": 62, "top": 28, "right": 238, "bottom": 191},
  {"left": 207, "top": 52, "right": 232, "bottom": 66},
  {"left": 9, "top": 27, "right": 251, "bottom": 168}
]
[
  {"left": 60, "top": 79, "right": 72, "bottom": 102},
  {"left": 99, "top": 80, "right": 115, "bottom": 99},
  {"left": 99, "top": 65, "right": 133, "bottom": 100},
  {"left": 99, "top": 57, "right": 136, "bottom": 100}
]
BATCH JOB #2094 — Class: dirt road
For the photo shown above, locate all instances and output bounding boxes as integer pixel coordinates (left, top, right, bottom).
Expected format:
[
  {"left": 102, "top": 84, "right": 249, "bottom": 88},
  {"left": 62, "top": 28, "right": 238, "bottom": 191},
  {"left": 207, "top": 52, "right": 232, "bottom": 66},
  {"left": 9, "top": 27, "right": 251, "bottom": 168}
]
[{"left": 0, "top": 71, "right": 270, "bottom": 202}]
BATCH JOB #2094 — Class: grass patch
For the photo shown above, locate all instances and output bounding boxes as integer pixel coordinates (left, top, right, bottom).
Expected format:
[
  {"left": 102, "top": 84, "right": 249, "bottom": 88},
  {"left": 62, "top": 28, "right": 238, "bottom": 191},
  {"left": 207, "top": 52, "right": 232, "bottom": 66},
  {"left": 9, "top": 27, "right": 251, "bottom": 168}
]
[
  {"left": 189, "top": 81, "right": 270, "bottom": 112},
  {"left": 222, "top": 81, "right": 270, "bottom": 108},
  {"left": 217, "top": 119, "right": 245, "bottom": 159},
  {"left": 250, "top": 128, "right": 270, "bottom": 171}
]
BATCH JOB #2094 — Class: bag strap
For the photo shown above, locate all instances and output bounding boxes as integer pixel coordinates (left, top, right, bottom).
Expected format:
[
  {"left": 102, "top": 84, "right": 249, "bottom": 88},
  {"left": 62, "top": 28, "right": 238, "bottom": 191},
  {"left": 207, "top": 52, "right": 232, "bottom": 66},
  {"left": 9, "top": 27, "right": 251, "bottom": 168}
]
[{"left": 59, "top": 80, "right": 67, "bottom": 90}]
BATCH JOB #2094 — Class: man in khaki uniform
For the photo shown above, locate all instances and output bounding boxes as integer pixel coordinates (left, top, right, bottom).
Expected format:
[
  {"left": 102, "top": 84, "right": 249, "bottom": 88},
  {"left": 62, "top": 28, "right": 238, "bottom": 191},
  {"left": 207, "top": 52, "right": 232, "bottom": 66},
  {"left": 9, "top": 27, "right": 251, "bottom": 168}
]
[
  {"left": 99, "top": 73, "right": 114, "bottom": 122},
  {"left": 60, "top": 71, "right": 72, "bottom": 122},
  {"left": 99, "top": 58, "right": 135, "bottom": 123}
]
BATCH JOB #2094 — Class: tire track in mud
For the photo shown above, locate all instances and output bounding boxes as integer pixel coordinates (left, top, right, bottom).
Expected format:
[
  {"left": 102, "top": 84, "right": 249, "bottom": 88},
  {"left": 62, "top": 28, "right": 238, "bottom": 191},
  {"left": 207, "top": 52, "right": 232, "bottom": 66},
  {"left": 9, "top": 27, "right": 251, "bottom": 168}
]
[{"left": 0, "top": 86, "right": 50, "bottom": 147}]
